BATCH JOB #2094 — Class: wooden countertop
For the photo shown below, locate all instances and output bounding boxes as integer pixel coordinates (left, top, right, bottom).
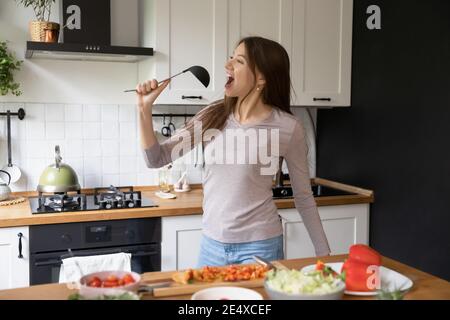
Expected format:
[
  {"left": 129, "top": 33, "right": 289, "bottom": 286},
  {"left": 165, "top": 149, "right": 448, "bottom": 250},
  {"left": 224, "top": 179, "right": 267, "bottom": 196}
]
[
  {"left": 0, "top": 254, "right": 448, "bottom": 300},
  {"left": 0, "top": 178, "right": 374, "bottom": 228}
]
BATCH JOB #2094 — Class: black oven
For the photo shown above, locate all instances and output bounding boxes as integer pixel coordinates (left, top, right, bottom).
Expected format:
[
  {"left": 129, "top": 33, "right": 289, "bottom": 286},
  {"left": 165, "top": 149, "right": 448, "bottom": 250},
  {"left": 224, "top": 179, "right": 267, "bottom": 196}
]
[{"left": 29, "top": 218, "right": 161, "bottom": 285}]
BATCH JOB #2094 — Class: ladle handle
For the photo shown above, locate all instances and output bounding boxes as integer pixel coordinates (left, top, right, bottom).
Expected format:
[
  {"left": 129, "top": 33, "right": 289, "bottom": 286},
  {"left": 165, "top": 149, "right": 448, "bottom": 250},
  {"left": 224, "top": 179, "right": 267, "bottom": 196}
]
[{"left": 124, "top": 71, "right": 185, "bottom": 93}]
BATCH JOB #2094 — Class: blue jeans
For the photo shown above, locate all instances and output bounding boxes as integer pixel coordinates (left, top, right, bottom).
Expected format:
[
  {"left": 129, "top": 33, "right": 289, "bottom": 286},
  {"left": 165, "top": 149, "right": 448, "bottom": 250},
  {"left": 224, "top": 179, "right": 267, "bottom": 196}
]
[{"left": 197, "top": 234, "right": 284, "bottom": 268}]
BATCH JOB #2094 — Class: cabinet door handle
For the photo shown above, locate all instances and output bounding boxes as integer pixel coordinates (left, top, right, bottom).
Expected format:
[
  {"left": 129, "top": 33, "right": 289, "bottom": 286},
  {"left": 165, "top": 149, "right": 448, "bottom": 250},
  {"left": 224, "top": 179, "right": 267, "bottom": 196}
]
[
  {"left": 182, "top": 95, "right": 203, "bottom": 100},
  {"left": 313, "top": 97, "right": 332, "bottom": 102},
  {"left": 17, "top": 232, "right": 24, "bottom": 259}
]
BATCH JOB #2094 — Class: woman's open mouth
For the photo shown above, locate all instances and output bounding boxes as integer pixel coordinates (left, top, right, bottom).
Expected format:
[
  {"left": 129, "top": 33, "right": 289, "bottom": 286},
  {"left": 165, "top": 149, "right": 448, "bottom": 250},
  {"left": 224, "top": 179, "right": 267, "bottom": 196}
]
[{"left": 225, "top": 74, "right": 234, "bottom": 88}]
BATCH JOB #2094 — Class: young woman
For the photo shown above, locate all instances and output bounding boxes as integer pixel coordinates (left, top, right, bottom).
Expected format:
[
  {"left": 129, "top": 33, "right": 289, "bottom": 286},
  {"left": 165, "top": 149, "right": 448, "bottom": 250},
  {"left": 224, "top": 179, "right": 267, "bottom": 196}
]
[{"left": 136, "top": 36, "right": 330, "bottom": 267}]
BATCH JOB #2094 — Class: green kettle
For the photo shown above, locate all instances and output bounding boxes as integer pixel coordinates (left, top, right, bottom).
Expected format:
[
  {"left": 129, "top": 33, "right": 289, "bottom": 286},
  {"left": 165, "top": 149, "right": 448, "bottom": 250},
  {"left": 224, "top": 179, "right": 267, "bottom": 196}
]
[{"left": 37, "top": 146, "right": 81, "bottom": 193}]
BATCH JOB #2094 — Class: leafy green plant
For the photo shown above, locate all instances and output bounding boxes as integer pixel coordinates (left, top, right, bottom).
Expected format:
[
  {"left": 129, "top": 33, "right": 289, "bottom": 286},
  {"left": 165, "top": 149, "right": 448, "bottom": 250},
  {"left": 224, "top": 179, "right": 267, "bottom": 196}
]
[
  {"left": 15, "top": 0, "right": 56, "bottom": 21},
  {"left": 0, "top": 41, "right": 22, "bottom": 96}
]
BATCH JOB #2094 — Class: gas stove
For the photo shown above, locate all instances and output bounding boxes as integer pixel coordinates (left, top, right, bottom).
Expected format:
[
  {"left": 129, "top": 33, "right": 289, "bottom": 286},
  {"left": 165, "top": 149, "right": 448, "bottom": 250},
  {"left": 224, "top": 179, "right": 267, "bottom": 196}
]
[{"left": 29, "top": 186, "right": 158, "bottom": 214}]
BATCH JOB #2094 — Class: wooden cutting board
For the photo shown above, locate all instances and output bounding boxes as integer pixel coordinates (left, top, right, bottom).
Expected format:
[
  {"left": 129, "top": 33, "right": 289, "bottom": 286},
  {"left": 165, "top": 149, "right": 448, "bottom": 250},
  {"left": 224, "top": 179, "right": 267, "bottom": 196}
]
[
  {"left": 152, "top": 278, "right": 264, "bottom": 298},
  {"left": 144, "top": 261, "right": 287, "bottom": 298}
]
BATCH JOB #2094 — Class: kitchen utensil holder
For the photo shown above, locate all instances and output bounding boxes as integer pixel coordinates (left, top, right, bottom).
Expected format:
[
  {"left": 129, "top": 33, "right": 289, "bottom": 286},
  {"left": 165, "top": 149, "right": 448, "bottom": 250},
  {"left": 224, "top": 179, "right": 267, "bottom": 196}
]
[
  {"left": 151, "top": 113, "right": 196, "bottom": 118},
  {"left": 0, "top": 108, "right": 26, "bottom": 120}
]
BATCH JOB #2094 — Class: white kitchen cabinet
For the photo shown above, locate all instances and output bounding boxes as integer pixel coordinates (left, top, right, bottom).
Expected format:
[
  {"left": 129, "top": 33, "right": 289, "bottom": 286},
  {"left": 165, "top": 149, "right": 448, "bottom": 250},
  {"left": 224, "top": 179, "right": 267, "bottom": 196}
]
[
  {"left": 279, "top": 204, "right": 369, "bottom": 259},
  {"left": 291, "top": 0, "right": 353, "bottom": 106},
  {"left": 162, "top": 203, "right": 368, "bottom": 270},
  {"left": 153, "top": 0, "right": 228, "bottom": 105},
  {"left": 152, "top": 0, "right": 352, "bottom": 106},
  {"left": 229, "top": 0, "right": 353, "bottom": 107},
  {"left": 161, "top": 215, "right": 203, "bottom": 271},
  {"left": 0, "top": 227, "right": 30, "bottom": 290},
  {"left": 228, "top": 0, "right": 293, "bottom": 56}
]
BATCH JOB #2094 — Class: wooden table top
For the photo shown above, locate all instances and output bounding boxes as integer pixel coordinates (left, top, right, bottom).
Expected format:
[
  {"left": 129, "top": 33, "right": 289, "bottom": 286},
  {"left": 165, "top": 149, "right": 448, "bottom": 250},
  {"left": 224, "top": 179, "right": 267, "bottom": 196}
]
[
  {"left": 0, "top": 178, "right": 373, "bottom": 228},
  {"left": 0, "top": 255, "right": 448, "bottom": 300}
]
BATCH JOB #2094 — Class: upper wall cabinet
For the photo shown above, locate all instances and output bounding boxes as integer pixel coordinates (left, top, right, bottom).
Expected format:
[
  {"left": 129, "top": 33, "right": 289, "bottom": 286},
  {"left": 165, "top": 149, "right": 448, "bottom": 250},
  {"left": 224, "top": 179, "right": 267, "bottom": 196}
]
[
  {"left": 291, "top": 0, "right": 353, "bottom": 107},
  {"left": 229, "top": 0, "right": 353, "bottom": 107},
  {"left": 228, "top": 0, "right": 293, "bottom": 56},
  {"left": 153, "top": 0, "right": 352, "bottom": 107},
  {"left": 154, "top": 0, "right": 228, "bottom": 105}
]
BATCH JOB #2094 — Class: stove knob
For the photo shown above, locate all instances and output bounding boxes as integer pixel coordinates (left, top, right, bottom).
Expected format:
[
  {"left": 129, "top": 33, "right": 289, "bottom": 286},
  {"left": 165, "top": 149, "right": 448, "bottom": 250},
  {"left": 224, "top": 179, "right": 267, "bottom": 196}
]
[
  {"left": 61, "top": 234, "right": 72, "bottom": 244},
  {"left": 105, "top": 202, "right": 112, "bottom": 209},
  {"left": 127, "top": 200, "right": 135, "bottom": 208}
]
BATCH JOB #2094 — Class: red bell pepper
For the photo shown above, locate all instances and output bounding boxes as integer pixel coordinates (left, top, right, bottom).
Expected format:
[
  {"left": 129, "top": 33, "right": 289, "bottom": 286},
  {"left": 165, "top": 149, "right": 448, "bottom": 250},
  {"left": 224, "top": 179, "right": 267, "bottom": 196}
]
[
  {"left": 349, "top": 244, "right": 382, "bottom": 266},
  {"left": 341, "top": 244, "right": 382, "bottom": 291}
]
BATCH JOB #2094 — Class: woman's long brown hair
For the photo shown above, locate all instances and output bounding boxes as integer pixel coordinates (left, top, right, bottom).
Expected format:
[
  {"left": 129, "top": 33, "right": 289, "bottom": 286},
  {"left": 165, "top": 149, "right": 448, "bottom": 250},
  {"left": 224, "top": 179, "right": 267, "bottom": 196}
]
[{"left": 185, "top": 36, "right": 292, "bottom": 138}]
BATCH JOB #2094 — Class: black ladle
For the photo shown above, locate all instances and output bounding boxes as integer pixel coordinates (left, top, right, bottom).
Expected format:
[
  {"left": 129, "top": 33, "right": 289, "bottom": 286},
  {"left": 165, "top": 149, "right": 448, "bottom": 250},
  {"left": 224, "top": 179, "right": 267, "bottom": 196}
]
[{"left": 124, "top": 65, "right": 210, "bottom": 93}]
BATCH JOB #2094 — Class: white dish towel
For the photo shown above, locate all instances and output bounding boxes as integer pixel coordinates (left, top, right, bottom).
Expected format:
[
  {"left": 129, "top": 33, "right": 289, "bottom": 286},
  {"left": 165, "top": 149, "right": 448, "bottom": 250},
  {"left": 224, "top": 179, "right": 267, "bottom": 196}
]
[{"left": 59, "top": 252, "right": 132, "bottom": 283}]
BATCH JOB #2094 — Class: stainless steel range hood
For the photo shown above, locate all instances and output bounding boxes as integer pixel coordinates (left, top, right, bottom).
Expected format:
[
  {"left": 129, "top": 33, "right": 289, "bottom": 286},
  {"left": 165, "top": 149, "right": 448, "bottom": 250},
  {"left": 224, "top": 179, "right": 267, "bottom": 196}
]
[{"left": 25, "top": 41, "right": 154, "bottom": 63}]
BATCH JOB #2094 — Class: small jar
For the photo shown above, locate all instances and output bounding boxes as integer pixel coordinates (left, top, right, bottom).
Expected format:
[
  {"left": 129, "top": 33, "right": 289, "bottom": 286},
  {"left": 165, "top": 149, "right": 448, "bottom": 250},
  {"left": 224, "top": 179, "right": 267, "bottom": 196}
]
[{"left": 158, "top": 165, "right": 171, "bottom": 193}]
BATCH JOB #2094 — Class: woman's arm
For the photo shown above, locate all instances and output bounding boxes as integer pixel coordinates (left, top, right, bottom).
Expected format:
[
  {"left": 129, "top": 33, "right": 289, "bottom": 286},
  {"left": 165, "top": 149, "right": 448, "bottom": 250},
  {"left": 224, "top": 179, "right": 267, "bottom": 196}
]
[
  {"left": 137, "top": 79, "right": 170, "bottom": 150},
  {"left": 284, "top": 120, "right": 331, "bottom": 257},
  {"left": 137, "top": 79, "right": 202, "bottom": 168}
]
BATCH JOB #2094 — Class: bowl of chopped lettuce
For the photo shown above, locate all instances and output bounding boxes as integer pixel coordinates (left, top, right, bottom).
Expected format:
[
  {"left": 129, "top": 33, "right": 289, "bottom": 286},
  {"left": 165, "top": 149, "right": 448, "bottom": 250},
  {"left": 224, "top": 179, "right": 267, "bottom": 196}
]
[{"left": 264, "top": 268, "right": 346, "bottom": 300}]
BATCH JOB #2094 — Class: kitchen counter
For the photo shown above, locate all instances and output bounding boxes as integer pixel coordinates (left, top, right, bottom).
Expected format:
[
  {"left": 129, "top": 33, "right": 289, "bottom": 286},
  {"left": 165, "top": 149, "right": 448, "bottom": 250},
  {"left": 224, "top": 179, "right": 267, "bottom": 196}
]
[
  {"left": 0, "top": 254, "right": 448, "bottom": 300},
  {"left": 0, "top": 178, "right": 373, "bottom": 228}
]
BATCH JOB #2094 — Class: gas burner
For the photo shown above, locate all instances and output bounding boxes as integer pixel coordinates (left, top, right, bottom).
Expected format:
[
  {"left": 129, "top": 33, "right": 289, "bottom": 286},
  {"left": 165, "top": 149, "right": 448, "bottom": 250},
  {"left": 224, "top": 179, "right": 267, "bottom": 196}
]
[
  {"left": 104, "top": 185, "right": 122, "bottom": 194},
  {"left": 36, "top": 192, "right": 86, "bottom": 213},
  {"left": 47, "top": 196, "right": 81, "bottom": 211},
  {"left": 94, "top": 186, "right": 142, "bottom": 210},
  {"left": 29, "top": 185, "right": 156, "bottom": 214}
]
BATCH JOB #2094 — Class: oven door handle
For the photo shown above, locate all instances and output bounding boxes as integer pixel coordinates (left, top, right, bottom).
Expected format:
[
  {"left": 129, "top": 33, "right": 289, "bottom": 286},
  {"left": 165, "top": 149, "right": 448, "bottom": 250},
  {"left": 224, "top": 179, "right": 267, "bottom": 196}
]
[
  {"left": 129, "top": 251, "right": 159, "bottom": 257},
  {"left": 33, "top": 249, "right": 158, "bottom": 266},
  {"left": 34, "top": 259, "right": 62, "bottom": 267}
]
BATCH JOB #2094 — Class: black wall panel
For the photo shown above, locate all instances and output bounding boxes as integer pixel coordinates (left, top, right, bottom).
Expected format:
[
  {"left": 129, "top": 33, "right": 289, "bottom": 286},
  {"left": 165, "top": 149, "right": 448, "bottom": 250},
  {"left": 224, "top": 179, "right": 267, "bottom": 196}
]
[{"left": 317, "top": 0, "right": 450, "bottom": 280}]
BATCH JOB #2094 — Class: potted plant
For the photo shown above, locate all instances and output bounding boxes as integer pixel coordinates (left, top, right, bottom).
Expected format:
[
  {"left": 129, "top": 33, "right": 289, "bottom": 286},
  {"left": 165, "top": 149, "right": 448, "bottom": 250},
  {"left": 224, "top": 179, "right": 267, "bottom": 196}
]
[
  {"left": 0, "top": 41, "right": 22, "bottom": 96},
  {"left": 15, "top": 0, "right": 59, "bottom": 42}
]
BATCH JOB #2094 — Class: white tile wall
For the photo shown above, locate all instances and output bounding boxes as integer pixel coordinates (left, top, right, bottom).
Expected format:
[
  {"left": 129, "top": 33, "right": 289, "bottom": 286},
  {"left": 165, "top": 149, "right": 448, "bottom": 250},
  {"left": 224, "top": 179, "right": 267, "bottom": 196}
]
[
  {"left": 83, "top": 123, "right": 101, "bottom": 140},
  {"left": 65, "top": 105, "right": 83, "bottom": 122},
  {"left": 102, "top": 122, "right": 120, "bottom": 140},
  {"left": 45, "top": 104, "right": 65, "bottom": 122},
  {"left": 0, "top": 104, "right": 321, "bottom": 190},
  {"left": 83, "top": 105, "right": 101, "bottom": 122},
  {"left": 46, "top": 122, "right": 65, "bottom": 140},
  {"left": 65, "top": 122, "right": 83, "bottom": 139},
  {"left": 26, "top": 122, "right": 46, "bottom": 140},
  {"left": 102, "top": 105, "right": 119, "bottom": 122}
]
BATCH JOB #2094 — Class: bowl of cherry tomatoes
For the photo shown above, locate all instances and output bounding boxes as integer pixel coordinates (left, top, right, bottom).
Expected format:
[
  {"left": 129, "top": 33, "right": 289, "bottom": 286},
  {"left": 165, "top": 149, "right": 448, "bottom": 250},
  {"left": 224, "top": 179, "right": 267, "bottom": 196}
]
[{"left": 79, "top": 271, "right": 141, "bottom": 298}]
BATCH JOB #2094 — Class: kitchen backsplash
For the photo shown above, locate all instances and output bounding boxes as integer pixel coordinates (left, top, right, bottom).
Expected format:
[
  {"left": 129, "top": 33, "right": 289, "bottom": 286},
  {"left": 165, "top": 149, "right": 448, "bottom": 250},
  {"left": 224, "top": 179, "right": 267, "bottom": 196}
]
[
  {"left": 0, "top": 103, "right": 315, "bottom": 192},
  {"left": 0, "top": 102, "right": 205, "bottom": 192}
]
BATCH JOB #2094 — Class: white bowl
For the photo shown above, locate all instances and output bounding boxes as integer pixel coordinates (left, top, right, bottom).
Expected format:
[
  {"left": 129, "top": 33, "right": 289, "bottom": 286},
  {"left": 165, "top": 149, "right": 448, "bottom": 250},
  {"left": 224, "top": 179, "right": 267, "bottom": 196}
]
[
  {"left": 191, "top": 286, "right": 264, "bottom": 300},
  {"left": 78, "top": 271, "right": 141, "bottom": 299}
]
